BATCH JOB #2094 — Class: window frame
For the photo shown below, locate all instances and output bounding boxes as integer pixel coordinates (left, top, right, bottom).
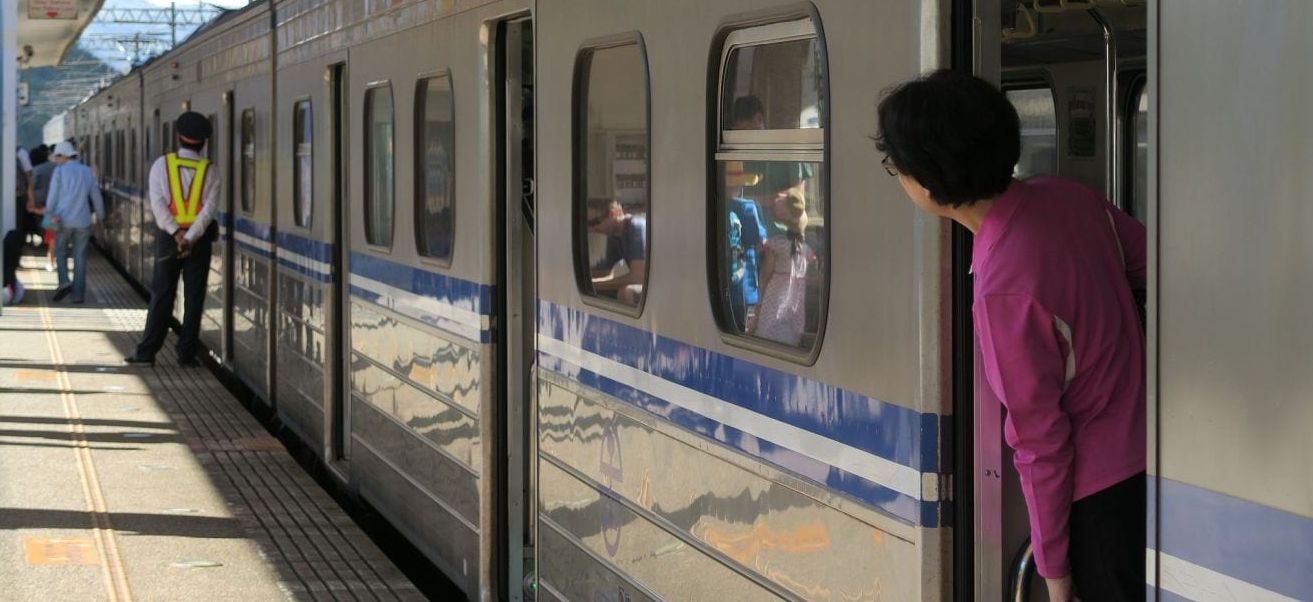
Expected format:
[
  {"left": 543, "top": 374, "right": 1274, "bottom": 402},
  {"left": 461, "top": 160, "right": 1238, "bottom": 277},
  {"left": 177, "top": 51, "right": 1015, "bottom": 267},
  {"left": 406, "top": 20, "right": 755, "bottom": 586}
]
[
  {"left": 362, "top": 81, "right": 396, "bottom": 252},
  {"left": 570, "top": 32, "right": 653, "bottom": 318},
  {"left": 291, "top": 98, "right": 313, "bottom": 229},
  {"left": 128, "top": 128, "right": 136, "bottom": 187},
  {"left": 1123, "top": 72, "right": 1148, "bottom": 221},
  {"left": 413, "top": 70, "right": 457, "bottom": 266},
  {"left": 706, "top": 9, "right": 831, "bottom": 365},
  {"left": 240, "top": 108, "right": 256, "bottom": 214}
]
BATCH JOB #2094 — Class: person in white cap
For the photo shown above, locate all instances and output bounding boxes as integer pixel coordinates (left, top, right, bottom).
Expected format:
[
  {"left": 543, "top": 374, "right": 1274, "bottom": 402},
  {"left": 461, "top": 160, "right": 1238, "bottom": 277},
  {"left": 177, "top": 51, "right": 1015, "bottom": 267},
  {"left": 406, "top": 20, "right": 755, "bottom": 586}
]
[{"left": 44, "top": 141, "right": 104, "bottom": 304}]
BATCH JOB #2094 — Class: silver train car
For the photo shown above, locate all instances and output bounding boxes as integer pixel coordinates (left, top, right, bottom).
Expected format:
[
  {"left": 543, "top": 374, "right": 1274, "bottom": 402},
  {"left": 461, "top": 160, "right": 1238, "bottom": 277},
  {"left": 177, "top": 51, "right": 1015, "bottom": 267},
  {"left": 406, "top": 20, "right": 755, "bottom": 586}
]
[{"left": 69, "top": 0, "right": 1313, "bottom": 600}]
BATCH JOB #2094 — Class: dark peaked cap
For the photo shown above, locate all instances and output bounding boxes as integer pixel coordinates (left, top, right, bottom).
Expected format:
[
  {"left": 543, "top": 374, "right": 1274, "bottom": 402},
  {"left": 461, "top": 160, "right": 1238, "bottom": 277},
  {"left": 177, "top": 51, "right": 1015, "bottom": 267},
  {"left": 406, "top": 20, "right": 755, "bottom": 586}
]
[{"left": 176, "top": 112, "right": 213, "bottom": 142}]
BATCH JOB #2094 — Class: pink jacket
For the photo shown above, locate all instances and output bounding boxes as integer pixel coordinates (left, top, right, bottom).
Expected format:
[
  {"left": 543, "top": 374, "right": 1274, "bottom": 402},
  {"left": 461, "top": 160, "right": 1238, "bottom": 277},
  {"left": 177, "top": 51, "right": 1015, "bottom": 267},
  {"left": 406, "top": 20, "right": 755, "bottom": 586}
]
[{"left": 972, "top": 177, "right": 1146, "bottom": 578}]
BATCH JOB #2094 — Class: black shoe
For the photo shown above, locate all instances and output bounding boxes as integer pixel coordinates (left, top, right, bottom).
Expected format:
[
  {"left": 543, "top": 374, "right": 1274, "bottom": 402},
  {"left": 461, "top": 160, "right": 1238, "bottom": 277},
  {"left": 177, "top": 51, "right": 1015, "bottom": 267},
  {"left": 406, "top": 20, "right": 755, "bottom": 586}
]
[
  {"left": 177, "top": 357, "right": 200, "bottom": 367},
  {"left": 52, "top": 286, "right": 72, "bottom": 302},
  {"left": 124, "top": 355, "right": 155, "bottom": 366},
  {"left": 71, "top": 297, "right": 85, "bottom": 304}
]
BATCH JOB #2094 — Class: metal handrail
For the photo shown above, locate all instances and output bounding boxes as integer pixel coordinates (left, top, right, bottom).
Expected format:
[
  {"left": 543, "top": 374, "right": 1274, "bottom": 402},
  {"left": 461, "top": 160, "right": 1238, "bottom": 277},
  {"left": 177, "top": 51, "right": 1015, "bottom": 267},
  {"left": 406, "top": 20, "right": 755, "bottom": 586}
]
[{"left": 1010, "top": 540, "right": 1036, "bottom": 602}]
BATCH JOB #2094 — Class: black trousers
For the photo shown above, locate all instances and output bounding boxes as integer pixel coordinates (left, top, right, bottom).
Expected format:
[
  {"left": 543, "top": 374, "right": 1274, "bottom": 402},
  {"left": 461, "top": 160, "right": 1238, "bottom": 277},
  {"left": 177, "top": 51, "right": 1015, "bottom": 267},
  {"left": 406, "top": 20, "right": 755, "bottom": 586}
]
[
  {"left": 134, "top": 225, "right": 216, "bottom": 361},
  {"left": 3, "top": 229, "right": 23, "bottom": 288},
  {"left": 1069, "top": 472, "right": 1146, "bottom": 602}
]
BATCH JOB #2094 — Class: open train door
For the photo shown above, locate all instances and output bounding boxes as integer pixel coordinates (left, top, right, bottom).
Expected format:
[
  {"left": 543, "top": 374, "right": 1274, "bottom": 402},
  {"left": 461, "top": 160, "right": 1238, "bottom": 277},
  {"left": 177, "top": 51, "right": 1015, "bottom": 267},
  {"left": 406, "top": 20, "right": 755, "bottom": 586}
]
[
  {"left": 489, "top": 14, "right": 537, "bottom": 602},
  {"left": 956, "top": 1, "right": 1150, "bottom": 599}
]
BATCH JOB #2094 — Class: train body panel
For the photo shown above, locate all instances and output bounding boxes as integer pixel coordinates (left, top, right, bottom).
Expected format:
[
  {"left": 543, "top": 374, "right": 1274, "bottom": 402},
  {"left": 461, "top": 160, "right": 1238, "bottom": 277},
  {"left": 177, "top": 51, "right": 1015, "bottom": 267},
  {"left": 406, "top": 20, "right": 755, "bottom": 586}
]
[{"left": 67, "top": 1, "right": 1313, "bottom": 600}]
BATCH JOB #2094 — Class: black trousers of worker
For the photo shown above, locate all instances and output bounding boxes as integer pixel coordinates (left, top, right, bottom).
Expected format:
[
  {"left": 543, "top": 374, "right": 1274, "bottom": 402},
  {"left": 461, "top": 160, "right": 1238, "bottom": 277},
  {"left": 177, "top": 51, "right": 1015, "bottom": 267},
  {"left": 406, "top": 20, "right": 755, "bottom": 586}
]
[
  {"left": 1069, "top": 472, "right": 1146, "bottom": 602},
  {"left": 134, "top": 224, "right": 217, "bottom": 362}
]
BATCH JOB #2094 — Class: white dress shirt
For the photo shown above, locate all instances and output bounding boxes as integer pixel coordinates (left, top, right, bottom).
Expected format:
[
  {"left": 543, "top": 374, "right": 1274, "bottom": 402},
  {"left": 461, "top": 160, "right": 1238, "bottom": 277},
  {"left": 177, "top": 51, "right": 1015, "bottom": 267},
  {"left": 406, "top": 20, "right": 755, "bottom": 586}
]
[{"left": 148, "top": 148, "right": 221, "bottom": 242}]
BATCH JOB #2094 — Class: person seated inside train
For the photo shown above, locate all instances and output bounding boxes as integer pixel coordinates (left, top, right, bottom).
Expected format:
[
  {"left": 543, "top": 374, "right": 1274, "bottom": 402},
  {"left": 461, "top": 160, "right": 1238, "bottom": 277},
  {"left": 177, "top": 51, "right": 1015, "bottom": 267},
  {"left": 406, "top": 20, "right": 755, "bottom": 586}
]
[
  {"left": 731, "top": 94, "right": 813, "bottom": 233},
  {"left": 724, "top": 161, "right": 768, "bottom": 332},
  {"left": 876, "top": 70, "right": 1146, "bottom": 602},
  {"left": 586, "top": 198, "right": 646, "bottom": 306}
]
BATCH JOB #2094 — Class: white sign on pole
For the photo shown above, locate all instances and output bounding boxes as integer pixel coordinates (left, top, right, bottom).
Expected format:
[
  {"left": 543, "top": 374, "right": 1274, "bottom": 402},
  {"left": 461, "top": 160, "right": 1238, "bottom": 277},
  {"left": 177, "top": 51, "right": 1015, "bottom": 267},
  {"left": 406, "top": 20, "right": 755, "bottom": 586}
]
[{"left": 29, "top": 0, "right": 79, "bottom": 21}]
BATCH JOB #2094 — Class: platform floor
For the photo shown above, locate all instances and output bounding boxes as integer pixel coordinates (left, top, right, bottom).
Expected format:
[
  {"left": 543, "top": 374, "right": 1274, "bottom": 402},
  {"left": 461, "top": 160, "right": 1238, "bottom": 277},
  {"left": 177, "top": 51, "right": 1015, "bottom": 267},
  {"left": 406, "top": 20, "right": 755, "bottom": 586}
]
[{"left": 0, "top": 249, "right": 424, "bottom": 601}]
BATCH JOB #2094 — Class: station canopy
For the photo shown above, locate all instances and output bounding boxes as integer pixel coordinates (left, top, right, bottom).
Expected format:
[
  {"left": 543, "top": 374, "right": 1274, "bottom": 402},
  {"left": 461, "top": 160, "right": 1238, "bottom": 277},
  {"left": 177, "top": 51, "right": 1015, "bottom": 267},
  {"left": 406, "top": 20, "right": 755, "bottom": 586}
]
[{"left": 17, "top": 0, "right": 106, "bottom": 68}]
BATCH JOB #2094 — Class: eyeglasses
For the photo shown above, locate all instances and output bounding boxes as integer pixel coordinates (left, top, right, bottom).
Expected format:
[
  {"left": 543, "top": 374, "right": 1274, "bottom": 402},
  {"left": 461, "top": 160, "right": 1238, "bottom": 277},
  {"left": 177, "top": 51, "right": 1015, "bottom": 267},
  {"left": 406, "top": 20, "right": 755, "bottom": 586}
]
[{"left": 881, "top": 155, "right": 899, "bottom": 177}]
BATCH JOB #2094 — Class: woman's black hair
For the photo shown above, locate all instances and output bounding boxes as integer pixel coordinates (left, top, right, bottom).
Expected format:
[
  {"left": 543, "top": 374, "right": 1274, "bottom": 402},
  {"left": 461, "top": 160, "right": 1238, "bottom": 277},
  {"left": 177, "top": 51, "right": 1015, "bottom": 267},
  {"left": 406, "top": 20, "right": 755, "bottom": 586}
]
[{"left": 875, "top": 69, "right": 1020, "bottom": 207}]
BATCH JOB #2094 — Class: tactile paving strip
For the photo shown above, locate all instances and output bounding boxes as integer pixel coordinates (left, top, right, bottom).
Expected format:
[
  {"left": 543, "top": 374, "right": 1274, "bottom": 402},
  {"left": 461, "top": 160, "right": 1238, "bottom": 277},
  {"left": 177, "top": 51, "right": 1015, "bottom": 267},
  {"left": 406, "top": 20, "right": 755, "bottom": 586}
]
[{"left": 20, "top": 249, "right": 425, "bottom": 601}]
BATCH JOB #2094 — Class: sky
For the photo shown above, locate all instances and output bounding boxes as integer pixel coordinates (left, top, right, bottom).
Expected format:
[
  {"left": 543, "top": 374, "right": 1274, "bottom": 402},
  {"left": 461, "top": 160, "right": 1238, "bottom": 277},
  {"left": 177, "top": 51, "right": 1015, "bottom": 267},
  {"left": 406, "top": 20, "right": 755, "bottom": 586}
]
[{"left": 83, "top": 0, "right": 254, "bottom": 73}]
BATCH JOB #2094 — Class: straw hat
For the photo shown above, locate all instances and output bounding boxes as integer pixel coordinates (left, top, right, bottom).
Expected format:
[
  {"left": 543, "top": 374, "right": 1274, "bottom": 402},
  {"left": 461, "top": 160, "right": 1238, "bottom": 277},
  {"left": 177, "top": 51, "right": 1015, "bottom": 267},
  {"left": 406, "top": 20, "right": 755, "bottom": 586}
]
[{"left": 724, "top": 161, "right": 760, "bottom": 187}]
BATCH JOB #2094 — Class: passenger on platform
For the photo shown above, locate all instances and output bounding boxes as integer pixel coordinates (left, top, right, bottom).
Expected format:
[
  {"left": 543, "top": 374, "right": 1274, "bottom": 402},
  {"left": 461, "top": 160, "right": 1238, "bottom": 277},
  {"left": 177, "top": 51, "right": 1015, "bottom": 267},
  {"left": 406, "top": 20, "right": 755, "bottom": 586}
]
[
  {"left": 44, "top": 141, "right": 104, "bottom": 304},
  {"left": 876, "top": 70, "right": 1146, "bottom": 602},
  {"left": 125, "top": 112, "right": 220, "bottom": 367},
  {"left": 2, "top": 229, "right": 25, "bottom": 305},
  {"left": 13, "top": 148, "right": 31, "bottom": 247},
  {"left": 23, "top": 145, "right": 51, "bottom": 248},
  {"left": 27, "top": 145, "right": 56, "bottom": 269},
  {"left": 723, "top": 161, "right": 767, "bottom": 332},
  {"left": 586, "top": 198, "right": 646, "bottom": 306},
  {"left": 749, "top": 190, "right": 812, "bottom": 347}
]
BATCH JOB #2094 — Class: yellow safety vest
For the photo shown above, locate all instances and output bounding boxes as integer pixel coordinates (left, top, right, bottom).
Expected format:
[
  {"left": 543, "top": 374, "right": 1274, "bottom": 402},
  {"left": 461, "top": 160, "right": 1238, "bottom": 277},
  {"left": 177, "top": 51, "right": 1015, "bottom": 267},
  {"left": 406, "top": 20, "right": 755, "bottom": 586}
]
[{"left": 166, "top": 152, "right": 210, "bottom": 227}]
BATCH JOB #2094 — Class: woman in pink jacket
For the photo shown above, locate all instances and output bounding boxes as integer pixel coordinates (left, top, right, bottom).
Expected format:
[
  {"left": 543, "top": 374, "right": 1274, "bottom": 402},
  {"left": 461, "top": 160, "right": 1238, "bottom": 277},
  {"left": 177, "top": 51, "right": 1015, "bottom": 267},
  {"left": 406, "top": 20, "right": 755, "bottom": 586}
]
[{"left": 876, "top": 70, "right": 1146, "bottom": 602}]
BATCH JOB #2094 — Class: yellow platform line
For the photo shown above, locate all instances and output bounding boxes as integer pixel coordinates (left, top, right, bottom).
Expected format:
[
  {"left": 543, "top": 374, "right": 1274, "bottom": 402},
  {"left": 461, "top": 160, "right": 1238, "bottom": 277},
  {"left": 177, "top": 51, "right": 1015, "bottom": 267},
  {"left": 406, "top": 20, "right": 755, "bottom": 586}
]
[{"left": 37, "top": 303, "right": 133, "bottom": 602}]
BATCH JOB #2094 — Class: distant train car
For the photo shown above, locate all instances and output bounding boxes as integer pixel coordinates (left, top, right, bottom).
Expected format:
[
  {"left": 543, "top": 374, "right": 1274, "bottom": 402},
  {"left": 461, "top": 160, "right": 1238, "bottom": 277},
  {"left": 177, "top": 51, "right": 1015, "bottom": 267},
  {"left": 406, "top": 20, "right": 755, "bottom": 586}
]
[{"left": 70, "top": 1, "right": 1313, "bottom": 600}]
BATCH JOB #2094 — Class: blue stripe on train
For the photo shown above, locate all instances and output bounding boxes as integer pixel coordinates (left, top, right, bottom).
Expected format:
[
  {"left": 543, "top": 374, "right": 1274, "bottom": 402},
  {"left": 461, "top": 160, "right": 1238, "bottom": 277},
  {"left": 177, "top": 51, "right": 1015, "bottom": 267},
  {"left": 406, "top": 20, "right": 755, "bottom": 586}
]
[
  {"left": 348, "top": 283, "right": 491, "bottom": 344},
  {"left": 537, "top": 352, "right": 929, "bottom": 525},
  {"left": 276, "top": 230, "right": 332, "bottom": 263},
  {"left": 537, "top": 301, "right": 943, "bottom": 474},
  {"left": 232, "top": 216, "right": 273, "bottom": 258},
  {"left": 1156, "top": 477, "right": 1313, "bottom": 600},
  {"left": 349, "top": 251, "right": 491, "bottom": 315},
  {"left": 275, "top": 231, "right": 332, "bottom": 283},
  {"left": 234, "top": 216, "right": 273, "bottom": 241}
]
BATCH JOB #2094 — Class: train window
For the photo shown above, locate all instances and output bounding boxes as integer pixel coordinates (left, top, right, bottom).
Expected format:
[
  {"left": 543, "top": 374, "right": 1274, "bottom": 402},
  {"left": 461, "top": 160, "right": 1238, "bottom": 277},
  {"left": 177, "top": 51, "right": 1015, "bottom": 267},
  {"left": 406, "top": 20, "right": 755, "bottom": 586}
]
[
  {"left": 293, "top": 101, "right": 313, "bottom": 228},
  {"left": 414, "top": 74, "right": 455, "bottom": 262},
  {"left": 712, "top": 18, "right": 828, "bottom": 355},
  {"left": 128, "top": 130, "right": 136, "bottom": 186},
  {"left": 103, "top": 133, "right": 113, "bottom": 179},
  {"left": 572, "top": 37, "right": 651, "bottom": 312},
  {"left": 241, "top": 109, "right": 255, "bottom": 213},
  {"left": 1131, "top": 83, "right": 1148, "bottom": 221},
  {"left": 364, "top": 84, "right": 395, "bottom": 248},
  {"left": 1006, "top": 87, "right": 1057, "bottom": 179},
  {"left": 116, "top": 130, "right": 124, "bottom": 180}
]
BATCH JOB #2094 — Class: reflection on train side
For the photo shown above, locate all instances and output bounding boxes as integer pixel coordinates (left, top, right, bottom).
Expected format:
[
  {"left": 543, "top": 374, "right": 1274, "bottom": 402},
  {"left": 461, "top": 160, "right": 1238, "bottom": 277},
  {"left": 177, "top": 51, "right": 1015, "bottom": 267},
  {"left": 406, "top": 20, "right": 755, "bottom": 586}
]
[
  {"left": 350, "top": 301, "right": 482, "bottom": 470},
  {"left": 538, "top": 376, "right": 916, "bottom": 601}
]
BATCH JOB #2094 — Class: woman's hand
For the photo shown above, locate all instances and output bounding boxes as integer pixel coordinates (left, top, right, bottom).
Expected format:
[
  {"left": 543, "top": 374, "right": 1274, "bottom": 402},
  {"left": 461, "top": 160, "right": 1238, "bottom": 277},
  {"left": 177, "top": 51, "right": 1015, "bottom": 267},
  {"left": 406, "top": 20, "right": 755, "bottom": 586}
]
[{"left": 1045, "top": 575, "right": 1080, "bottom": 602}]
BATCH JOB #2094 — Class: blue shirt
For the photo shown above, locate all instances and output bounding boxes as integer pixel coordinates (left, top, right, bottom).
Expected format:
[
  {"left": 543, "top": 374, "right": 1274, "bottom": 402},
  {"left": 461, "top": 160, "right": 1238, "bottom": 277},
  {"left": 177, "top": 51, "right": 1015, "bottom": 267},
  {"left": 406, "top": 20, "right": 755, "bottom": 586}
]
[
  {"left": 729, "top": 198, "right": 767, "bottom": 305},
  {"left": 594, "top": 216, "right": 646, "bottom": 272},
  {"left": 45, "top": 160, "right": 105, "bottom": 229}
]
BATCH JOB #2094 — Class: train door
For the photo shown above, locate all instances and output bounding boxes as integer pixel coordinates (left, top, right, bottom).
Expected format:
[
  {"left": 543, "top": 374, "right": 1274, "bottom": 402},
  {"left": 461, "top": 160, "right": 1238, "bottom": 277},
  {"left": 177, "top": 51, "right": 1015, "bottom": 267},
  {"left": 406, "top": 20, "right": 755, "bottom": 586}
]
[
  {"left": 222, "top": 92, "right": 236, "bottom": 366},
  {"left": 326, "top": 62, "right": 349, "bottom": 466},
  {"left": 493, "top": 16, "right": 536, "bottom": 601},
  {"left": 959, "top": 1, "right": 1149, "bottom": 600}
]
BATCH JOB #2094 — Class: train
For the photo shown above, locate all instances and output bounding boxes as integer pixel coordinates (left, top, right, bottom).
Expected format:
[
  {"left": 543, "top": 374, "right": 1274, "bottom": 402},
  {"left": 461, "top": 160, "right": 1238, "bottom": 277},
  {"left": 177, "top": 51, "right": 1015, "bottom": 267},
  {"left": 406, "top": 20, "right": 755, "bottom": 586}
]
[{"left": 66, "top": 0, "right": 1313, "bottom": 600}]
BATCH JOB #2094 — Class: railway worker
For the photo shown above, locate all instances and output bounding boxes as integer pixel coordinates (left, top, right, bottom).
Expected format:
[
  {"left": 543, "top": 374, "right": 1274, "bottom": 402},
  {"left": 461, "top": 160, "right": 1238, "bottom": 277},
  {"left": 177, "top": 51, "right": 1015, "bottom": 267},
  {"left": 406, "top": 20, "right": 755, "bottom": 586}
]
[
  {"left": 586, "top": 197, "right": 646, "bottom": 306},
  {"left": 45, "top": 141, "right": 105, "bottom": 304},
  {"left": 125, "top": 112, "right": 220, "bottom": 367},
  {"left": 876, "top": 70, "right": 1146, "bottom": 602}
]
